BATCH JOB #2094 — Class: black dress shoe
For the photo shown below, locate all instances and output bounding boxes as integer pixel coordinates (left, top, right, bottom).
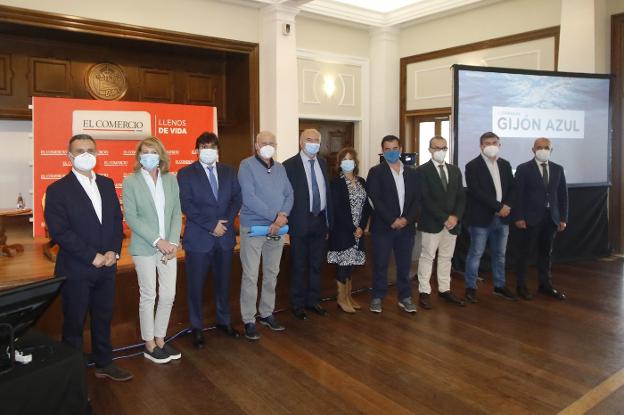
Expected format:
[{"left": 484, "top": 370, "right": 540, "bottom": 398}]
[
  {"left": 419, "top": 293, "right": 432, "bottom": 310},
  {"left": 191, "top": 328, "right": 205, "bottom": 349},
  {"left": 305, "top": 304, "right": 328, "bottom": 316},
  {"left": 465, "top": 288, "right": 478, "bottom": 304},
  {"left": 538, "top": 285, "right": 566, "bottom": 300},
  {"left": 216, "top": 324, "right": 240, "bottom": 338},
  {"left": 516, "top": 286, "right": 533, "bottom": 300},
  {"left": 292, "top": 307, "right": 308, "bottom": 320},
  {"left": 438, "top": 290, "right": 466, "bottom": 306}
]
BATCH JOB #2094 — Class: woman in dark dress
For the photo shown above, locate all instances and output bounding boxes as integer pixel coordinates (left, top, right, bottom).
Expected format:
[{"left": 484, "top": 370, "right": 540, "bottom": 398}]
[{"left": 327, "top": 147, "right": 371, "bottom": 313}]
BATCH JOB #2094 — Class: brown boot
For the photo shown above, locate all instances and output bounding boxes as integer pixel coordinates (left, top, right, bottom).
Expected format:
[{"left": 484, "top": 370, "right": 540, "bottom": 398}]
[
  {"left": 346, "top": 279, "right": 361, "bottom": 310},
  {"left": 337, "top": 281, "right": 355, "bottom": 313}
]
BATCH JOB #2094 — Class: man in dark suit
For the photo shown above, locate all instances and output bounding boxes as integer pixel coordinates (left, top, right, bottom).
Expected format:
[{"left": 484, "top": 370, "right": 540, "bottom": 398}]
[
  {"left": 283, "top": 128, "right": 332, "bottom": 320},
  {"left": 513, "top": 137, "right": 568, "bottom": 300},
  {"left": 367, "top": 135, "right": 420, "bottom": 314},
  {"left": 463, "top": 132, "right": 516, "bottom": 303},
  {"left": 44, "top": 134, "right": 132, "bottom": 381},
  {"left": 177, "top": 132, "right": 242, "bottom": 347},
  {"left": 416, "top": 136, "right": 466, "bottom": 309}
]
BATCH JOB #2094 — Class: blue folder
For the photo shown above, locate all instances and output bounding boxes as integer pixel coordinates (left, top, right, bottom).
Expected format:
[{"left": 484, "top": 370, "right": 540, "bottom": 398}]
[{"left": 248, "top": 225, "right": 289, "bottom": 237}]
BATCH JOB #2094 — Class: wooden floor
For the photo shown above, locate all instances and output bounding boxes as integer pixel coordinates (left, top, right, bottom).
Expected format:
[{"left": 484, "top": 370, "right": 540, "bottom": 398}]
[{"left": 87, "top": 257, "right": 624, "bottom": 415}]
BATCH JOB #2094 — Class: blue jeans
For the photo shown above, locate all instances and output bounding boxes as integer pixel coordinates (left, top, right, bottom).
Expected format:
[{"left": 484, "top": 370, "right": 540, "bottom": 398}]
[{"left": 464, "top": 217, "right": 509, "bottom": 289}]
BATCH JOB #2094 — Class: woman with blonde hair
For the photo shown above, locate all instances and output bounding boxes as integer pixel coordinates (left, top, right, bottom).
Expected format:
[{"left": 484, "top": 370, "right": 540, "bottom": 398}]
[
  {"left": 122, "top": 136, "right": 182, "bottom": 364},
  {"left": 327, "top": 147, "right": 371, "bottom": 313}
]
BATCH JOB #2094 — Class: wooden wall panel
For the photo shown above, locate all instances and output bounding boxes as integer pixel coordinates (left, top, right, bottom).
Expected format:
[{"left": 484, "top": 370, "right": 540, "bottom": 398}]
[
  {"left": 185, "top": 72, "right": 226, "bottom": 121},
  {"left": 140, "top": 68, "right": 173, "bottom": 102},
  {"left": 0, "top": 4, "right": 259, "bottom": 167},
  {"left": 0, "top": 54, "right": 10, "bottom": 95},
  {"left": 30, "top": 57, "right": 71, "bottom": 96}
]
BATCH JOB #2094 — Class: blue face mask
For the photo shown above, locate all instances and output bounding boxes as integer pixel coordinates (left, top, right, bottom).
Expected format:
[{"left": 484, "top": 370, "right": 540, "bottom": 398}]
[
  {"left": 383, "top": 149, "right": 401, "bottom": 164},
  {"left": 140, "top": 153, "right": 160, "bottom": 170},
  {"left": 304, "top": 142, "right": 320, "bottom": 155},
  {"left": 340, "top": 159, "right": 355, "bottom": 172}
]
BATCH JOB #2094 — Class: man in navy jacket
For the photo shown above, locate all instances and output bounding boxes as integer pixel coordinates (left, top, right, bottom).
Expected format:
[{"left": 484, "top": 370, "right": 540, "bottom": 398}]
[
  {"left": 283, "top": 128, "right": 333, "bottom": 320},
  {"left": 513, "top": 137, "right": 568, "bottom": 300},
  {"left": 463, "top": 132, "right": 516, "bottom": 303},
  {"left": 367, "top": 135, "right": 420, "bottom": 314},
  {"left": 177, "top": 132, "right": 242, "bottom": 347},
  {"left": 44, "top": 134, "right": 132, "bottom": 381}
]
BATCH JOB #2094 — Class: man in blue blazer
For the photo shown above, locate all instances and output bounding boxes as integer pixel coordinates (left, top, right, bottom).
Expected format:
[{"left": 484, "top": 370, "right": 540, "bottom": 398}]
[
  {"left": 513, "top": 137, "right": 568, "bottom": 300},
  {"left": 367, "top": 135, "right": 420, "bottom": 314},
  {"left": 44, "top": 134, "right": 132, "bottom": 381},
  {"left": 177, "top": 132, "right": 242, "bottom": 347},
  {"left": 283, "top": 128, "right": 333, "bottom": 320}
]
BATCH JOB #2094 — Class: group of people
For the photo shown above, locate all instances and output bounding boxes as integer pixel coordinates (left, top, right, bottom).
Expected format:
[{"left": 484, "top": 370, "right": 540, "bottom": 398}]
[{"left": 43, "top": 128, "right": 568, "bottom": 382}]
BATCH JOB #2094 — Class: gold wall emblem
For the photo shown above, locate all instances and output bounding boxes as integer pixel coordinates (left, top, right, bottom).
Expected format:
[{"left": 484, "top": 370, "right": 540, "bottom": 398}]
[{"left": 85, "top": 63, "right": 128, "bottom": 101}]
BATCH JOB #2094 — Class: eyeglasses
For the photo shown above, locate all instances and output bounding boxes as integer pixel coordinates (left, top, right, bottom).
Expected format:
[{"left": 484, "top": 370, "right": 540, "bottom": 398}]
[{"left": 266, "top": 235, "right": 282, "bottom": 241}]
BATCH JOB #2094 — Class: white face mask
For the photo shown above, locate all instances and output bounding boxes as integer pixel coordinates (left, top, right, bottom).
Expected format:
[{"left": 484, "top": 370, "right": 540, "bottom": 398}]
[
  {"left": 71, "top": 152, "right": 97, "bottom": 172},
  {"left": 432, "top": 149, "right": 447, "bottom": 163},
  {"left": 482, "top": 145, "right": 499, "bottom": 158},
  {"left": 259, "top": 145, "right": 275, "bottom": 159},
  {"left": 535, "top": 149, "right": 551, "bottom": 162},
  {"left": 199, "top": 148, "right": 218, "bottom": 165}
]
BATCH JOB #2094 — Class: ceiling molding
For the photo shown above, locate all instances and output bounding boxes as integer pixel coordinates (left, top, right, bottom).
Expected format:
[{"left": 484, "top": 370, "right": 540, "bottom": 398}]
[
  {"left": 302, "top": 0, "right": 504, "bottom": 27},
  {"left": 301, "top": 1, "right": 385, "bottom": 26},
  {"left": 222, "top": 0, "right": 504, "bottom": 27}
]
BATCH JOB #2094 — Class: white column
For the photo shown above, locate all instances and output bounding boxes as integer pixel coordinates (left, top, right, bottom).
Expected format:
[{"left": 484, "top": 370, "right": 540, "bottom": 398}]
[
  {"left": 368, "top": 26, "right": 400, "bottom": 168},
  {"left": 558, "top": 0, "right": 598, "bottom": 72},
  {"left": 259, "top": 4, "right": 300, "bottom": 161}
]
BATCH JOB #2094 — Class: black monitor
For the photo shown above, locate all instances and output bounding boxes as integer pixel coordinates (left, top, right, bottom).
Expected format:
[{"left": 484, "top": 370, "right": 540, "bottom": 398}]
[{"left": 0, "top": 277, "right": 65, "bottom": 340}]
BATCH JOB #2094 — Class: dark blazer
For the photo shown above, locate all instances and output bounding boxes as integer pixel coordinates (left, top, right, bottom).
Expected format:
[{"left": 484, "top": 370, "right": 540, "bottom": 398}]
[
  {"left": 512, "top": 159, "right": 568, "bottom": 226},
  {"left": 177, "top": 161, "right": 242, "bottom": 252},
  {"left": 44, "top": 172, "right": 123, "bottom": 279},
  {"left": 464, "top": 155, "right": 515, "bottom": 227},
  {"left": 366, "top": 162, "right": 419, "bottom": 235},
  {"left": 328, "top": 175, "right": 371, "bottom": 252},
  {"left": 283, "top": 153, "right": 333, "bottom": 235},
  {"left": 417, "top": 160, "right": 466, "bottom": 235}
]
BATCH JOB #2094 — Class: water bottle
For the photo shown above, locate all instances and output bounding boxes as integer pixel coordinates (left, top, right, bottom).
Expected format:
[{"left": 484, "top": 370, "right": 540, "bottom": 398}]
[{"left": 17, "top": 193, "right": 25, "bottom": 209}]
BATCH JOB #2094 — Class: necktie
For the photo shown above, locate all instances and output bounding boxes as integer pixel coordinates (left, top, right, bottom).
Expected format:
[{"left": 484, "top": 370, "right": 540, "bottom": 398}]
[
  {"left": 541, "top": 162, "right": 549, "bottom": 187},
  {"left": 207, "top": 166, "right": 218, "bottom": 201},
  {"left": 309, "top": 159, "right": 321, "bottom": 215},
  {"left": 438, "top": 164, "right": 448, "bottom": 191}
]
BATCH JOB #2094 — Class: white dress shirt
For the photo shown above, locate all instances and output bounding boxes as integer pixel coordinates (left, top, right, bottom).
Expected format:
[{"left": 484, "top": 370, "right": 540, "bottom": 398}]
[
  {"left": 72, "top": 169, "right": 102, "bottom": 224},
  {"left": 388, "top": 161, "right": 405, "bottom": 214},
  {"left": 140, "top": 168, "right": 166, "bottom": 245},
  {"left": 299, "top": 151, "right": 327, "bottom": 212},
  {"left": 481, "top": 154, "right": 503, "bottom": 202}
]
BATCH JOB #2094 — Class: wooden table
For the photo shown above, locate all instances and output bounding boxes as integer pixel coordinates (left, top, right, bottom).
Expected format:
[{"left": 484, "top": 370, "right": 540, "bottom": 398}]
[{"left": 0, "top": 208, "right": 32, "bottom": 257}]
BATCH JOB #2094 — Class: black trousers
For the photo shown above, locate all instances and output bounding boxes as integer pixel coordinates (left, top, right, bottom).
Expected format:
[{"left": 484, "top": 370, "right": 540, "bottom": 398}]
[
  {"left": 61, "top": 270, "right": 115, "bottom": 368},
  {"left": 186, "top": 247, "right": 234, "bottom": 328},
  {"left": 514, "top": 209, "right": 558, "bottom": 289},
  {"left": 289, "top": 214, "right": 327, "bottom": 308}
]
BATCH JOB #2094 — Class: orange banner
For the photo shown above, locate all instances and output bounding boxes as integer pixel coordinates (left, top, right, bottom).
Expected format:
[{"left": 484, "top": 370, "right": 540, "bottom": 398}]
[{"left": 33, "top": 97, "right": 216, "bottom": 237}]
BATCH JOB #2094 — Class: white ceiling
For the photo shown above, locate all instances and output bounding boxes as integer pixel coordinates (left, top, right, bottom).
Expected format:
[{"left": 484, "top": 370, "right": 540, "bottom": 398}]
[{"left": 224, "top": 0, "right": 501, "bottom": 27}]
